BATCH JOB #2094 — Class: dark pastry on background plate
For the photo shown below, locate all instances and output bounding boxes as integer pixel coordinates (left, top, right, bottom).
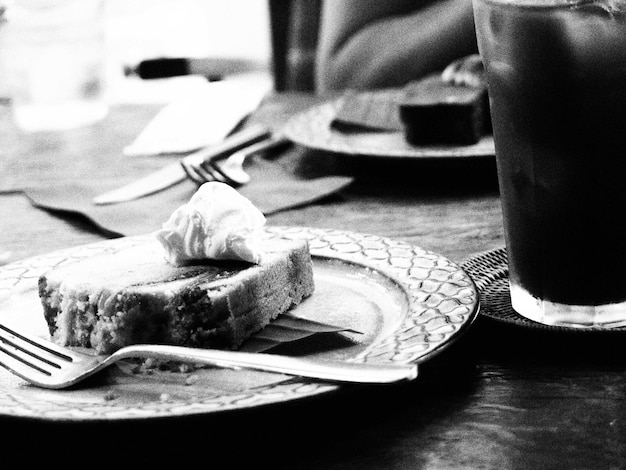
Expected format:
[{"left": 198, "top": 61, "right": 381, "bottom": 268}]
[
  {"left": 399, "top": 69, "right": 489, "bottom": 145},
  {"left": 331, "top": 54, "right": 491, "bottom": 146}
]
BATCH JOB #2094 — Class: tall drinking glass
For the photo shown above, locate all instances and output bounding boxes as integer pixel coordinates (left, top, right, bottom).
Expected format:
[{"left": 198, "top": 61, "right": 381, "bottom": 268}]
[
  {"left": 0, "top": 0, "right": 108, "bottom": 131},
  {"left": 473, "top": 0, "right": 626, "bottom": 327}
]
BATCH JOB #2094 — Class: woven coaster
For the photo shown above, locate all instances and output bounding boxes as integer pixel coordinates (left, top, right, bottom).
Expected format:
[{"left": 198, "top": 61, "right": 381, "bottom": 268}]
[{"left": 461, "top": 247, "right": 626, "bottom": 333}]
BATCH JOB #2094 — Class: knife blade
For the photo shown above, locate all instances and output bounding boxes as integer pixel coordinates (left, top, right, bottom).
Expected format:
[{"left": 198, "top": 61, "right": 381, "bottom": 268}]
[{"left": 93, "top": 124, "right": 271, "bottom": 205}]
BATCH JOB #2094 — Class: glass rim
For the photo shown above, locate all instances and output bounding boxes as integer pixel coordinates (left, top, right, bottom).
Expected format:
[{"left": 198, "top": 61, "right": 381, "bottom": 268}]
[{"left": 474, "top": 0, "right": 619, "bottom": 7}]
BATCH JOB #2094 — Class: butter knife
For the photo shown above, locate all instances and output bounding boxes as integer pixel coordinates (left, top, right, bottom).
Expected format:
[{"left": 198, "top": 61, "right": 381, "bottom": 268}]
[{"left": 93, "top": 124, "right": 271, "bottom": 205}]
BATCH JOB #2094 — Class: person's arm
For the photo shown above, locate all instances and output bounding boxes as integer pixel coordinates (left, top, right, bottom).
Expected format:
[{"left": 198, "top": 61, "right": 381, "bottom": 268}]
[{"left": 315, "top": 0, "right": 478, "bottom": 92}]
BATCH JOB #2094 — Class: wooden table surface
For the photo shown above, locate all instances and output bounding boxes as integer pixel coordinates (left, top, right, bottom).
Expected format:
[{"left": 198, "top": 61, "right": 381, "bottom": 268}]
[{"left": 1, "top": 94, "right": 624, "bottom": 469}]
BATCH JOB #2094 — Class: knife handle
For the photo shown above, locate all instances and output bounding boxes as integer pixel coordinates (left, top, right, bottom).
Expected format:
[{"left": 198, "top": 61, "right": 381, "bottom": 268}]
[{"left": 184, "top": 124, "right": 271, "bottom": 167}]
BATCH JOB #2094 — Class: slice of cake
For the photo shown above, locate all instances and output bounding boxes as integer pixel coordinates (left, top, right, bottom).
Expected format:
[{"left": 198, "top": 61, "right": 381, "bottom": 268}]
[
  {"left": 328, "top": 55, "right": 491, "bottom": 145},
  {"left": 399, "top": 73, "right": 488, "bottom": 145},
  {"left": 38, "top": 182, "right": 315, "bottom": 354},
  {"left": 440, "top": 54, "right": 492, "bottom": 134},
  {"left": 38, "top": 236, "right": 314, "bottom": 355}
]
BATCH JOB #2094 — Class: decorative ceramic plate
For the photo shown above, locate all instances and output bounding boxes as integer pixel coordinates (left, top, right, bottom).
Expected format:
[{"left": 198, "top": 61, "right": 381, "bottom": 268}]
[
  {"left": 0, "top": 227, "right": 479, "bottom": 421},
  {"left": 282, "top": 94, "right": 495, "bottom": 159},
  {"left": 462, "top": 247, "right": 626, "bottom": 332}
]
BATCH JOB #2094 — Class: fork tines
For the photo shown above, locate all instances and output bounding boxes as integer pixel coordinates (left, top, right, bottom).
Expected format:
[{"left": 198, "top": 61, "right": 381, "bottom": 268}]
[
  {"left": 0, "top": 323, "right": 74, "bottom": 380},
  {"left": 180, "top": 158, "right": 225, "bottom": 185}
]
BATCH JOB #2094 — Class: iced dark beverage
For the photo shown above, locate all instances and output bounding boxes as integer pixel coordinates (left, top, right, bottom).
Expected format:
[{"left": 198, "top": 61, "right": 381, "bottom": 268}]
[{"left": 474, "top": 0, "right": 626, "bottom": 326}]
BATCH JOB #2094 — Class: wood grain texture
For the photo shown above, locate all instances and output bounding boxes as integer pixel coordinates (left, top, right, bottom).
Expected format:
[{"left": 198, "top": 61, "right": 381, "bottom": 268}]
[{"left": 2, "top": 96, "right": 624, "bottom": 469}]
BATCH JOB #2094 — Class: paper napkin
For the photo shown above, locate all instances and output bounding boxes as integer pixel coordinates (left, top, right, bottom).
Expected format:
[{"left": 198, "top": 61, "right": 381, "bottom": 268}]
[{"left": 123, "top": 74, "right": 272, "bottom": 157}]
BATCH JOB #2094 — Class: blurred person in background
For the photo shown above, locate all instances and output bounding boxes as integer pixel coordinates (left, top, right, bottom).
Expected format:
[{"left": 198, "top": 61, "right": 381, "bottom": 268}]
[{"left": 315, "top": 0, "right": 478, "bottom": 92}]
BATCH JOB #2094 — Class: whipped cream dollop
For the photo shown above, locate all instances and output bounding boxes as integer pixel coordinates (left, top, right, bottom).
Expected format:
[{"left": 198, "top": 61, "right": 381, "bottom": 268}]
[{"left": 155, "top": 182, "right": 266, "bottom": 266}]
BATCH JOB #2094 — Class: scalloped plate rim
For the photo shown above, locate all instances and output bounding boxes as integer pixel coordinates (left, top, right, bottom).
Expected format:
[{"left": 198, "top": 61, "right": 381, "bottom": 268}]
[{"left": 0, "top": 226, "right": 479, "bottom": 421}]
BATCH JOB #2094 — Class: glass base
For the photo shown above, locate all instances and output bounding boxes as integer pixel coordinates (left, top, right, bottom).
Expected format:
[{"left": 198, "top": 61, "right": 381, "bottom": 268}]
[{"left": 509, "top": 282, "right": 626, "bottom": 329}]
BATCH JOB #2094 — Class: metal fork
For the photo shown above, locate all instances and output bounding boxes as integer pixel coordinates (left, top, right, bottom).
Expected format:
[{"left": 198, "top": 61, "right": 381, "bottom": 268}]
[
  {"left": 0, "top": 323, "right": 417, "bottom": 389},
  {"left": 182, "top": 133, "right": 290, "bottom": 187}
]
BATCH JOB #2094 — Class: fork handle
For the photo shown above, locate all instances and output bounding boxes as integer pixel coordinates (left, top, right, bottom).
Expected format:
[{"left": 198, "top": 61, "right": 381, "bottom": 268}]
[
  {"left": 185, "top": 124, "right": 271, "bottom": 167},
  {"left": 112, "top": 345, "right": 418, "bottom": 384},
  {"left": 226, "top": 134, "right": 291, "bottom": 161}
]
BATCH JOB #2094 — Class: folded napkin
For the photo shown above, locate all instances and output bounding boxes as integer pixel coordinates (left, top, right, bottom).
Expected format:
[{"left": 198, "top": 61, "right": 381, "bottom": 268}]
[
  {"left": 25, "top": 147, "right": 352, "bottom": 237},
  {"left": 22, "top": 94, "right": 352, "bottom": 237},
  {"left": 123, "top": 74, "right": 270, "bottom": 157}
]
